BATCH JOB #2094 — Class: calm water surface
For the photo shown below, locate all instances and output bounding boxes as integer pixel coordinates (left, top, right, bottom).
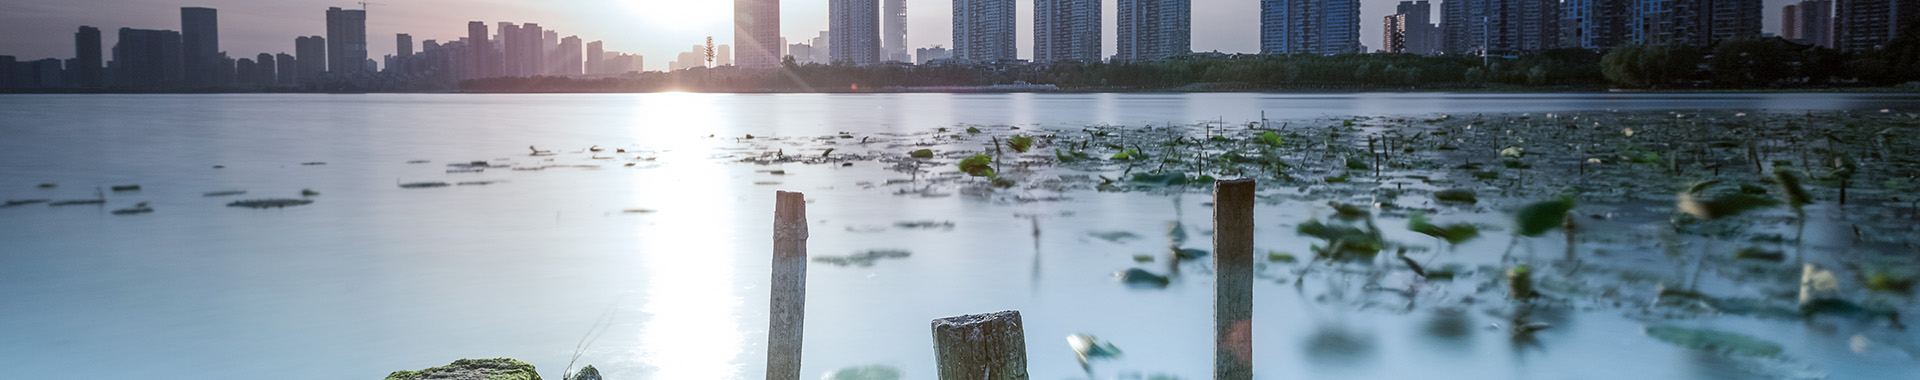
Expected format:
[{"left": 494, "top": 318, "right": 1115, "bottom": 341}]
[{"left": 2, "top": 93, "right": 1918, "bottom": 380}]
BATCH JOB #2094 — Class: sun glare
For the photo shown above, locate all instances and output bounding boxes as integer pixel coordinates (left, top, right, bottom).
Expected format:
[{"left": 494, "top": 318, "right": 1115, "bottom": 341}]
[{"left": 625, "top": 0, "right": 731, "bottom": 31}]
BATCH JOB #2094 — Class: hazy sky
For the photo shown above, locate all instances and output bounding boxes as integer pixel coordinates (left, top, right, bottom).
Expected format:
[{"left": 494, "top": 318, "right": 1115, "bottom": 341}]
[{"left": 0, "top": 0, "right": 1795, "bottom": 72}]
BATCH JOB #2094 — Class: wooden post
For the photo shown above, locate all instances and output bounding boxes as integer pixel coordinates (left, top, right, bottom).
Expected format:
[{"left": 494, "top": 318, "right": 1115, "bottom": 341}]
[
  {"left": 932, "top": 310, "right": 1028, "bottom": 380},
  {"left": 767, "top": 191, "right": 808, "bottom": 380},
  {"left": 1213, "top": 179, "right": 1255, "bottom": 380}
]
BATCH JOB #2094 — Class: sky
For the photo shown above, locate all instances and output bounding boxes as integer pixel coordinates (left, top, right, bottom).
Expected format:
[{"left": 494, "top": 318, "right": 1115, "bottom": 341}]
[{"left": 0, "top": 0, "right": 1799, "bottom": 72}]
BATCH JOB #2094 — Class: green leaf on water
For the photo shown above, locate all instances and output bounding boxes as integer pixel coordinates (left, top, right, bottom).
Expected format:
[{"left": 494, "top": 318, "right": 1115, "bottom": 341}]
[
  {"left": 1111, "top": 149, "right": 1139, "bottom": 161},
  {"left": 1346, "top": 156, "right": 1369, "bottom": 170},
  {"left": 1055, "top": 149, "right": 1078, "bottom": 163},
  {"left": 1298, "top": 220, "right": 1383, "bottom": 259},
  {"left": 1409, "top": 211, "right": 1482, "bottom": 244},
  {"left": 1131, "top": 172, "right": 1189, "bottom": 186},
  {"left": 909, "top": 149, "right": 934, "bottom": 158},
  {"left": 966, "top": 126, "right": 981, "bottom": 133},
  {"left": 1324, "top": 173, "right": 1351, "bottom": 183},
  {"left": 1514, "top": 196, "right": 1575, "bottom": 237},
  {"left": 1260, "top": 131, "right": 1284, "bottom": 147},
  {"left": 1678, "top": 191, "right": 1777, "bottom": 220},
  {"left": 1645, "top": 326, "right": 1784, "bottom": 358},
  {"left": 1008, "top": 135, "right": 1034, "bottom": 153},
  {"left": 1773, "top": 168, "right": 1812, "bottom": 209},
  {"left": 959, "top": 154, "right": 994, "bottom": 177},
  {"left": 1434, "top": 189, "right": 1478, "bottom": 203}
]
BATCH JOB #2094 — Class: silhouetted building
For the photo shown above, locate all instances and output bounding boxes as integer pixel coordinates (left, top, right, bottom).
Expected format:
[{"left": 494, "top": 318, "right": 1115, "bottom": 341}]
[
  {"left": 467, "top": 22, "right": 494, "bottom": 78},
  {"left": 254, "top": 53, "right": 275, "bottom": 86},
  {"left": 1561, "top": 0, "right": 1631, "bottom": 49},
  {"left": 1386, "top": 1, "right": 1443, "bottom": 54},
  {"left": 788, "top": 43, "right": 813, "bottom": 63},
  {"left": 718, "top": 44, "right": 732, "bottom": 66},
  {"left": 1837, "top": 0, "right": 1900, "bottom": 51},
  {"left": 884, "top": 0, "right": 910, "bottom": 62},
  {"left": 276, "top": 53, "right": 296, "bottom": 85},
  {"left": 559, "top": 36, "right": 583, "bottom": 75},
  {"left": 1036, "top": 0, "right": 1102, "bottom": 62},
  {"left": 235, "top": 58, "right": 256, "bottom": 87},
  {"left": 326, "top": 7, "right": 367, "bottom": 74},
  {"left": 295, "top": 36, "right": 325, "bottom": 83},
  {"left": 1621, "top": 0, "right": 1761, "bottom": 48},
  {"left": 1443, "top": 0, "right": 1559, "bottom": 55},
  {"left": 397, "top": 33, "right": 413, "bottom": 57},
  {"left": 1783, "top": 1, "right": 1835, "bottom": 47},
  {"left": 113, "top": 27, "right": 184, "bottom": 88},
  {"left": 73, "top": 26, "right": 104, "bottom": 87},
  {"left": 1120, "top": 0, "right": 1191, "bottom": 59},
  {"left": 830, "top": 0, "right": 881, "bottom": 65},
  {"left": 916, "top": 45, "right": 951, "bottom": 64},
  {"left": 954, "top": 0, "right": 1017, "bottom": 62},
  {"left": 586, "top": 40, "right": 604, "bottom": 74},
  {"left": 735, "top": 0, "right": 782, "bottom": 68},
  {"left": 180, "top": 7, "right": 220, "bottom": 87},
  {"left": 810, "top": 31, "right": 831, "bottom": 63}
]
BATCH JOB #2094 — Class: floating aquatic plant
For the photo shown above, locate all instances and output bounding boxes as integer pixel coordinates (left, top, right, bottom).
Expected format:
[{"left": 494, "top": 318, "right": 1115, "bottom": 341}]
[
  {"left": 1514, "top": 196, "right": 1575, "bottom": 237},
  {"left": 958, "top": 154, "right": 994, "bottom": 177},
  {"left": 1008, "top": 135, "right": 1034, "bottom": 153},
  {"left": 909, "top": 149, "right": 934, "bottom": 158},
  {"left": 1408, "top": 211, "right": 1481, "bottom": 245}
]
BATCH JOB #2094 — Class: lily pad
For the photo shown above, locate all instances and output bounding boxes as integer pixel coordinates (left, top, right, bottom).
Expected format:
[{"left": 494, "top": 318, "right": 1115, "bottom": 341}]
[
  {"left": 1119, "top": 268, "right": 1170, "bottom": 287},
  {"left": 1088, "top": 231, "right": 1141, "bottom": 243},
  {"left": 1409, "top": 211, "right": 1481, "bottom": 244},
  {"left": 959, "top": 154, "right": 995, "bottom": 177},
  {"left": 1259, "top": 131, "right": 1284, "bottom": 147},
  {"left": 1645, "top": 326, "right": 1784, "bottom": 358},
  {"left": 909, "top": 149, "right": 934, "bottom": 158},
  {"left": 1131, "top": 172, "right": 1189, "bottom": 186},
  {"left": 1514, "top": 196, "right": 1575, "bottom": 237},
  {"left": 1008, "top": 135, "right": 1034, "bottom": 153}
]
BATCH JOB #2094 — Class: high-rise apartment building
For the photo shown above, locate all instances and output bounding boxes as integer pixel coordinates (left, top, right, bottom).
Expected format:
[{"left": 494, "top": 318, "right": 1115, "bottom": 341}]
[
  {"left": 1621, "top": 0, "right": 1760, "bottom": 48},
  {"left": 467, "top": 22, "right": 493, "bottom": 78},
  {"left": 113, "top": 28, "right": 184, "bottom": 88},
  {"left": 73, "top": 26, "right": 103, "bottom": 87},
  {"left": 830, "top": 0, "right": 881, "bottom": 65},
  {"left": 524, "top": 23, "right": 546, "bottom": 75},
  {"left": 295, "top": 36, "right": 325, "bottom": 83},
  {"left": 275, "top": 53, "right": 297, "bottom": 85},
  {"left": 954, "top": 0, "right": 1017, "bottom": 62},
  {"left": 397, "top": 34, "right": 413, "bottom": 57},
  {"left": 884, "top": 0, "right": 911, "bottom": 62},
  {"left": 181, "top": 7, "right": 219, "bottom": 87},
  {"left": 587, "top": 40, "right": 604, "bottom": 74},
  {"left": 1782, "top": 1, "right": 1834, "bottom": 47},
  {"left": 1836, "top": 0, "right": 1899, "bottom": 52},
  {"left": 1120, "top": 0, "right": 1192, "bottom": 60},
  {"left": 1443, "top": 0, "right": 1559, "bottom": 55},
  {"left": 1260, "top": 0, "right": 1356, "bottom": 55},
  {"left": 735, "top": 0, "right": 782, "bottom": 68},
  {"left": 559, "top": 36, "right": 583, "bottom": 75},
  {"left": 1386, "top": 1, "right": 1442, "bottom": 54},
  {"left": 916, "top": 45, "right": 952, "bottom": 64},
  {"left": 1036, "top": 0, "right": 1103, "bottom": 62},
  {"left": 1561, "top": 0, "right": 1631, "bottom": 49},
  {"left": 325, "top": 7, "right": 367, "bottom": 74}
]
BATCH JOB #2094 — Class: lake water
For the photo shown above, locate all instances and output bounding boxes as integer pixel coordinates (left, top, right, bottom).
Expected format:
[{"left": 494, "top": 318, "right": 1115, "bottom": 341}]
[{"left": 3, "top": 93, "right": 1918, "bottom": 380}]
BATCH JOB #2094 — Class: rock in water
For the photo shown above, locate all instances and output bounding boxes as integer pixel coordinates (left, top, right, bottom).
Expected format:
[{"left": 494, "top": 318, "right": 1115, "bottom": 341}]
[
  {"left": 383, "top": 358, "right": 541, "bottom": 380},
  {"left": 567, "top": 365, "right": 601, "bottom": 380},
  {"left": 822, "top": 365, "right": 901, "bottom": 380}
]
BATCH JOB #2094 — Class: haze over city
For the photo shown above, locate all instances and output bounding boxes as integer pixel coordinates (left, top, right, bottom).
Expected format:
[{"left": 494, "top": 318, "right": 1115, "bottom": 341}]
[{"left": 0, "top": 0, "right": 1806, "bottom": 72}]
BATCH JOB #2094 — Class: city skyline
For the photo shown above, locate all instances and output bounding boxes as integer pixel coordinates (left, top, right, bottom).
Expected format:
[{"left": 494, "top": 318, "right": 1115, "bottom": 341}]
[{"left": 1, "top": 0, "right": 1818, "bottom": 72}]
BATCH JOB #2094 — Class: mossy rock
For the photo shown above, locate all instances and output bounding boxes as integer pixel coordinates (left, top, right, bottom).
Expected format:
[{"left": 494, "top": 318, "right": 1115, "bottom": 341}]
[{"left": 383, "top": 358, "right": 541, "bottom": 380}]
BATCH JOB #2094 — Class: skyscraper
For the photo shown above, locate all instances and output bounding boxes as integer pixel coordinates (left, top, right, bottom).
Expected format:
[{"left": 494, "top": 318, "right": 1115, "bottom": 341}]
[
  {"left": 1561, "top": 0, "right": 1631, "bottom": 49},
  {"left": 1782, "top": 1, "right": 1834, "bottom": 47},
  {"left": 397, "top": 34, "right": 414, "bottom": 57},
  {"left": 255, "top": 53, "right": 276, "bottom": 85},
  {"left": 502, "top": 23, "right": 524, "bottom": 76},
  {"left": 560, "top": 36, "right": 584, "bottom": 75},
  {"left": 954, "top": 0, "right": 1017, "bottom": 62},
  {"left": 1035, "top": 0, "right": 1103, "bottom": 62},
  {"left": 1120, "top": 0, "right": 1191, "bottom": 60},
  {"left": 524, "top": 23, "right": 546, "bottom": 75},
  {"left": 467, "top": 22, "right": 493, "bottom": 78},
  {"left": 1386, "top": 1, "right": 1442, "bottom": 54},
  {"left": 735, "top": 0, "right": 782, "bottom": 68},
  {"left": 180, "top": 7, "right": 219, "bottom": 87},
  {"left": 325, "top": 7, "right": 367, "bottom": 74},
  {"left": 587, "top": 40, "right": 604, "bottom": 74},
  {"left": 884, "top": 0, "right": 910, "bottom": 62},
  {"left": 830, "top": 0, "right": 881, "bottom": 65},
  {"left": 73, "top": 26, "right": 103, "bottom": 87},
  {"left": 1836, "top": 0, "right": 1897, "bottom": 52},
  {"left": 1697, "top": 0, "right": 1765, "bottom": 46},
  {"left": 1264, "top": 0, "right": 1361, "bottom": 55},
  {"left": 295, "top": 36, "right": 325, "bottom": 83},
  {"left": 1442, "top": 0, "right": 1559, "bottom": 55},
  {"left": 275, "top": 53, "right": 297, "bottom": 85},
  {"left": 113, "top": 28, "right": 184, "bottom": 88}
]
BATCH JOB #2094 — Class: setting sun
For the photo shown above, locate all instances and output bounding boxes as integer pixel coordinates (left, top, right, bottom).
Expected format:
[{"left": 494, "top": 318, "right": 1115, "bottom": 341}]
[{"left": 622, "top": 0, "right": 731, "bottom": 31}]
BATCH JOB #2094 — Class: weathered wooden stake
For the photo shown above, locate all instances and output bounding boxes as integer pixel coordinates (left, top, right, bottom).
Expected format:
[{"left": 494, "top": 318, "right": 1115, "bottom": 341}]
[
  {"left": 767, "top": 191, "right": 808, "bottom": 380},
  {"left": 932, "top": 310, "right": 1028, "bottom": 380},
  {"left": 1213, "top": 179, "right": 1256, "bottom": 380}
]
